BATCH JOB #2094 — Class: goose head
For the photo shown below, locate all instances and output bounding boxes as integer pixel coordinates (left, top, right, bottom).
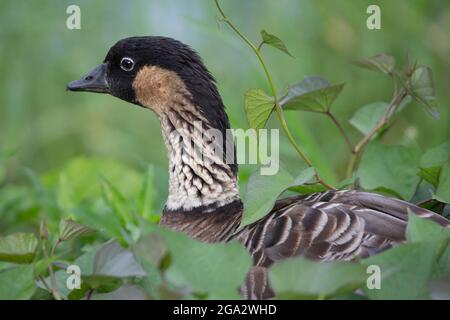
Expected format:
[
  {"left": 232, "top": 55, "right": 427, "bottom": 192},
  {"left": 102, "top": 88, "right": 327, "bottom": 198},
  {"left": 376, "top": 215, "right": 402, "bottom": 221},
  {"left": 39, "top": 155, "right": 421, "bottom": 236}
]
[{"left": 68, "top": 36, "right": 241, "bottom": 218}]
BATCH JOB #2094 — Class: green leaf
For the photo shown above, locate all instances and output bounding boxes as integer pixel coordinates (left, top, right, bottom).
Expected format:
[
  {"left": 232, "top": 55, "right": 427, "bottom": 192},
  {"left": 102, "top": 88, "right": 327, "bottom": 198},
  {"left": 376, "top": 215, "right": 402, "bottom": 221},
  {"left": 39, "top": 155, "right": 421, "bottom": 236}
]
[
  {"left": 72, "top": 201, "right": 125, "bottom": 244},
  {"left": 138, "top": 165, "right": 158, "bottom": 222},
  {"left": 59, "top": 219, "right": 96, "bottom": 241},
  {"left": 279, "top": 76, "right": 345, "bottom": 113},
  {"left": 349, "top": 98, "right": 411, "bottom": 135},
  {"left": 357, "top": 140, "right": 421, "bottom": 200},
  {"left": 419, "top": 141, "right": 450, "bottom": 187},
  {"left": 0, "top": 233, "right": 38, "bottom": 264},
  {"left": 64, "top": 240, "right": 146, "bottom": 295},
  {"left": 244, "top": 88, "right": 274, "bottom": 129},
  {"left": 420, "top": 141, "right": 450, "bottom": 169},
  {"left": 349, "top": 102, "right": 389, "bottom": 135},
  {"left": 162, "top": 230, "right": 252, "bottom": 299},
  {"left": 260, "top": 30, "right": 292, "bottom": 57},
  {"left": 418, "top": 167, "right": 441, "bottom": 188},
  {"left": 382, "top": 212, "right": 449, "bottom": 294},
  {"left": 135, "top": 232, "right": 168, "bottom": 268},
  {"left": 351, "top": 53, "right": 395, "bottom": 74},
  {"left": 242, "top": 167, "right": 316, "bottom": 226},
  {"left": 406, "top": 211, "right": 450, "bottom": 243},
  {"left": 100, "top": 177, "right": 136, "bottom": 226},
  {"left": 288, "top": 183, "right": 326, "bottom": 195},
  {"left": 0, "top": 265, "right": 35, "bottom": 299},
  {"left": 92, "top": 240, "right": 147, "bottom": 280},
  {"left": 289, "top": 177, "right": 354, "bottom": 195},
  {"left": 42, "top": 156, "right": 142, "bottom": 204},
  {"left": 242, "top": 167, "right": 292, "bottom": 226},
  {"left": 270, "top": 257, "right": 367, "bottom": 299},
  {"left": 435, "top": 161, "right": 450, "bottom": 204},
  {"left": 34, "top": 256, "right": 58, "bottom": 278},
  {"left": 409, "top": 66, "right": 439, "bottom": 119},
  {"left": 291, "top": 167, "right": 316, "bottom": 187},
  {"left": 361, "top": 242, "right": 435, "bottom": 299}
]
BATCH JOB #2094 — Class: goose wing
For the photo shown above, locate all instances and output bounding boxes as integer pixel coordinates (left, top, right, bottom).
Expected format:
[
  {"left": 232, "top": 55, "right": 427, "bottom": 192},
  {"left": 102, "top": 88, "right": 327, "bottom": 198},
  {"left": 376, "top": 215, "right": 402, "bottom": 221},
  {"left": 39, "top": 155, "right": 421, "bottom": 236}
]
[
  {"left": 236, "top": 190, "right": 449, "bottom": 266},
  {"left": 237, "top": 190, "right": 449, "bottom": 299}
]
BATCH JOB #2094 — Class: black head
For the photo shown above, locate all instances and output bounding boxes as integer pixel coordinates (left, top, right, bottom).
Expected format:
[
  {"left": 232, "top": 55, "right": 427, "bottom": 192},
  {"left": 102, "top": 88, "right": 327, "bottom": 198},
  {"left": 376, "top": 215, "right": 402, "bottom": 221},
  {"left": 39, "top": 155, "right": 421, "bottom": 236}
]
[
  {"left": 67, "top": 36, "right": 229, "bottom": 130},
  {"left": 68, "top": 36, "right": 236, "bottom": 174}
]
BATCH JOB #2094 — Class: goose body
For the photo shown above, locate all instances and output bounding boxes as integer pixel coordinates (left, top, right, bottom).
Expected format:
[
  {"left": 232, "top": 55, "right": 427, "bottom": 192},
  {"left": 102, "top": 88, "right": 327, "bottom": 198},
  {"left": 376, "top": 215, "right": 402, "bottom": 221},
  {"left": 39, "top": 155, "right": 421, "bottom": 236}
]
[{"left": 68, "top": 36, "right": 450, "bottom": 299}]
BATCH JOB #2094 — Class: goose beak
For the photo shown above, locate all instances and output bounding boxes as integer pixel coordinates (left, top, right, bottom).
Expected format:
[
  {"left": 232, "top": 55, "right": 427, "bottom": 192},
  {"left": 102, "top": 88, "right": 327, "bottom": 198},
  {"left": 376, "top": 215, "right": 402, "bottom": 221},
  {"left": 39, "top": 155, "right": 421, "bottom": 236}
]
[{"left": 67, "top": 63, "right": 109, "bottom": 93}]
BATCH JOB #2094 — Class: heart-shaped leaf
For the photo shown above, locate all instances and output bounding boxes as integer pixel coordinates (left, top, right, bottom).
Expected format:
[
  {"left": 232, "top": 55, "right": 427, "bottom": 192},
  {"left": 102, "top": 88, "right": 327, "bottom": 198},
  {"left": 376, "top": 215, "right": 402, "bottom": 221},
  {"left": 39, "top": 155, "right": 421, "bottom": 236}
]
[
  {"left": 242, "top": 167, "right": 316, "bottom": 226},
  {"left": 406, "top": 211, "right": 450, "bottom": 243},
  {"left": 361, "top": 242, "right": 435, "bottom": 299},
  {"left": 162, "top": 230, "right": 251, "bottom": 299},
  {"left": 419, "top": 141, "right": 450, "bottom": 187},
  {"left": 0, "top": 233, "right": 38, "bottom": 264},
  {"left": 351, "top": 53, "right": 395, "bottom": 74},
  {"left": 408, "top": 66, "right": 439, "bottom": 119},
  {"left": 59, "top": 219, "right": 96, "bottom": 241},
  {"left": 270, "top": 256, "right": 367, "bottom": 299},
  {"left": 357, "top": 140, "right": 421, "bottom": 200},
  {"left": 349, "top": 102, "right": 389, "bottom": 135},
  {"left": 260, "top": 30, "right": 293, "bottom": 57},
  {"left": 244, "top": 88, "right": 275, "bottom": 129},
  {"left": 279, "top": 76, "right": 344, "bottom": 113},
  {"left": 92, "top": 240, "right": 147, "bottom": 279},
  {"left": 349, "top": 97, "right": 411, "bottom": 135},
  {"left": 435, "top": 161, "right": 450, "bottom": 204},
  {"left": 0, "top": 265, "right": 35, "bottom": 299}
]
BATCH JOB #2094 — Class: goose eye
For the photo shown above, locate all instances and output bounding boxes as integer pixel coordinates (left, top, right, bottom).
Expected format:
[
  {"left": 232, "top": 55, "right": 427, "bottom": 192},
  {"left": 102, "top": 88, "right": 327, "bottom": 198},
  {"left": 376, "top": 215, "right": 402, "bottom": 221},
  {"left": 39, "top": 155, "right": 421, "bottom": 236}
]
[{"left": 120, "top": 57, "right": 135, "bottom": 71}]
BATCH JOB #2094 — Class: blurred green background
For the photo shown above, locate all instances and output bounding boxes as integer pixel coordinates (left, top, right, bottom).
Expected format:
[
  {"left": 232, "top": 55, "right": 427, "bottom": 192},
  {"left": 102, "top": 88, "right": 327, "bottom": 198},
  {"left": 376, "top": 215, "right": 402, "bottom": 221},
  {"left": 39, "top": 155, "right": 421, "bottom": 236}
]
[{"left": 1, "top": 0, "right": 449, "bottom": 223}]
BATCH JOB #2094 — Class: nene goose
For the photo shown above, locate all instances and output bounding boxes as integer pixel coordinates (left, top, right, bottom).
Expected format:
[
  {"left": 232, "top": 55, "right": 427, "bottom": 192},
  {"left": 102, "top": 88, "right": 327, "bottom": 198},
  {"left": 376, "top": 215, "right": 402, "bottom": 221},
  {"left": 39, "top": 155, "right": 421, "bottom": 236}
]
[{"left": 68, "top": 36, "right": 450, "bottom": 299}]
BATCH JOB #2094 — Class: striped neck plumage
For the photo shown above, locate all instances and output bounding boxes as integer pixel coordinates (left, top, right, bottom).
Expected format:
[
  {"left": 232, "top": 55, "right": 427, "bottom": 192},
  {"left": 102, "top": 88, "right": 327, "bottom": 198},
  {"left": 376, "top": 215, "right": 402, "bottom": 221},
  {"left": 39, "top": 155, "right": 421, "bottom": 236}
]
[
  {"left": 130, "top": 64, "right": 241, "bottom": 215},
  {"left": 159, "top": 108, "right": 241, "bottom": 215}
]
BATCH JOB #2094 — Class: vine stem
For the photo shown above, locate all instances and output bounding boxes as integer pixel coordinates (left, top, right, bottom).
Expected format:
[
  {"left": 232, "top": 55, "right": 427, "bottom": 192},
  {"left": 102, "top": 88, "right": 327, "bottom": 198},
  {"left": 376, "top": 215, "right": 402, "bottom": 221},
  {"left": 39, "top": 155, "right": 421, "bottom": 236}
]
[
  {"left": 43, "top": 240, "right": 63, "bottom": 300},
  {"left": 325, "top": 111, "right": 353, "bottom": 153},
  {"left": 214, "top": 0, "right": 335, "bottom": 190},
  {"left": 346, "top": 87, "right": 407, "bottom": 177}
]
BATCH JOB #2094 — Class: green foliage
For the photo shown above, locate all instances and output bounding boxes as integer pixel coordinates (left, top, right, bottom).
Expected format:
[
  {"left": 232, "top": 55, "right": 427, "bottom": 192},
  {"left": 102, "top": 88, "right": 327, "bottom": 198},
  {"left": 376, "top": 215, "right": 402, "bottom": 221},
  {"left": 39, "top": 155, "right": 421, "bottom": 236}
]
[
  {"left": 349, "top": 97, "right": 411, "bottom": 136},
  {"left": 0, "top": 265, "right": 35, "bottom": 299},
  {"left": 408, "top": 66, "right": 439, "bottom": 119},
  {"left": 362, "top": 242, "right": 435, "bottom": 299},
  {"left": 0, "top": 0, "right": 449, "bottom": 301},
  {"left": 137, "top": 166, "right": 159, "bottom": 223},
  {"left": 0, "top": 233, "right": 38, "bottom": 264},
  {"left": 259, "top": 30, "right": 293, "bottom": 57},
  {"left": 242, "top": 167, "right": 315, "bottom": 225},
  {"left": 59, "top": 219, "right": 95, "bottom": 242},
  {"left": 435, "top": 161, "right": 450, "bottom": 204},
  {"left": 270, "top": 257, "right": 367, "bottom": 299},
  {"left": 357, "top": 140, "right": 421, "bottom": 200},
  {"left": 0, "top": 156, "right": 255, "bottom": 300},
  {"left": 162, "top": 230, "right": 251, "bottom": 299},
  {"left": 351, "top": 53, "right": 395, "bottom": 74},
  {"left": 244, "top": 88, "right": 274, "bottom": 129},
  {"left": 349, "top": 102, "right": 390, "bottom": 135},
  {"left": 279, "top": 76, "right": 345, "bottom": 113},
  {"left": 419, "top": 141, "right": 450, "bottom": 189}
]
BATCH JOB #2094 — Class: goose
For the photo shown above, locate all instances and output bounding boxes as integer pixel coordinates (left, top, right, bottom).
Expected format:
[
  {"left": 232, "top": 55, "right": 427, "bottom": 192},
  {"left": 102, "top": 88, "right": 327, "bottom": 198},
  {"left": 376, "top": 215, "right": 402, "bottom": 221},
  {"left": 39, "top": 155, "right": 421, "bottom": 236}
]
[{"left": 67, "top": 36, "right": 450, "bottom": 299}]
